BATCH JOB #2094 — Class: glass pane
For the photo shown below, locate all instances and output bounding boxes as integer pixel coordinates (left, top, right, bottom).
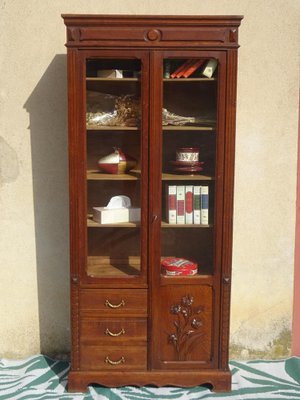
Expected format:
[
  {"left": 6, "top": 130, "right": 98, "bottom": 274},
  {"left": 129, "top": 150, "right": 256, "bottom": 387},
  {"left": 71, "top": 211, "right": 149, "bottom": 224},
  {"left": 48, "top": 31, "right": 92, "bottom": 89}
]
[
  {"left": 85, "top": 58, "right": 142, "bottom": 278},
  {"left": 161, "top": 57, "right": 218, "bottom": 277}
]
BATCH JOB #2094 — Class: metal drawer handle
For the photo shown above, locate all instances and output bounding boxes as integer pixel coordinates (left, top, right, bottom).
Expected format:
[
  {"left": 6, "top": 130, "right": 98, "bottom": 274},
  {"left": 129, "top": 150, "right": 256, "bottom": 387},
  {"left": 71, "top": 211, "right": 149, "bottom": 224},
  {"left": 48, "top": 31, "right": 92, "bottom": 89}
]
[
  {"left": 105, "top": 356, "right": 125, "bottom": 365},
  {"left": 105, "top": 328, "right": 125, "bottom": 337},
  {"left": 105, "top": 299, "right": 125, "bottom": 309}
]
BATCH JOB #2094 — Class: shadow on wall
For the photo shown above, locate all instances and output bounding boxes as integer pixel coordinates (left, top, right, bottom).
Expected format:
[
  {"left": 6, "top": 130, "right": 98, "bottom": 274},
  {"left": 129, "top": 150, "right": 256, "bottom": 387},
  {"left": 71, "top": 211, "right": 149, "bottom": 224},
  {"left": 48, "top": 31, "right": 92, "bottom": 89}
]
[{"left": 24, "top": 55, "right": 70, "bottom": 355}]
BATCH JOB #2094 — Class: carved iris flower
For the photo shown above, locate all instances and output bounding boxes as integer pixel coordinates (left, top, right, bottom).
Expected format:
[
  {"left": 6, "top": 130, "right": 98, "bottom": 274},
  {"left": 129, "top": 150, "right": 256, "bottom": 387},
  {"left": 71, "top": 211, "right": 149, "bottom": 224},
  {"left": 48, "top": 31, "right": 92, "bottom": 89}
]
[
  {"left": 181, "top": 308, "right": 188, "bottom": 317},
  {"left": 168, "top": 295, "right": 205, "bottom": 361},
  {"left": 170, "top": 304, "right": 181, "bottom": 314},
  {"left": 191, "top": 318, "right": 202, "bottom": 329},
  {"left": 181, "top": 295, "right": 194, "bottom": 307},
  {"left": 168, "top": 334, "right": 177, "bottom": 344}
]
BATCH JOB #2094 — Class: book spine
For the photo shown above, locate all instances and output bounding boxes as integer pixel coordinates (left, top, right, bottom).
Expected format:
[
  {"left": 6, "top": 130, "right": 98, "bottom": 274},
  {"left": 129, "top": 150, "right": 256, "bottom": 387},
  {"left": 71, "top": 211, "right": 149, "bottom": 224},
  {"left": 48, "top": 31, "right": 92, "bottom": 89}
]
[
  {"left": 175, "top": 60, "right": 195, "bottom": 78},
  {"left": 201, "top": 186, "right": 209, "bottom": 225},
  {"left": 193, "top": 186, "right": 201, "bottom": 224},
  {"left": 182, "top": 59, "right": 205, "bottom": 78},
  {"left": 176, "top": 185, "right": 185, "bottom": 224},
  {"left": 167, "top": 185, "right": 177, "bottom": 224},
  {"left": 170, "top": 59, "right": 192, "bottom": 78},
  {"left": 202, "top": 59, "right": 218, "bottom": 78},
  {"left": 185, "top": 185, "right": 193, "bottom": 224}
]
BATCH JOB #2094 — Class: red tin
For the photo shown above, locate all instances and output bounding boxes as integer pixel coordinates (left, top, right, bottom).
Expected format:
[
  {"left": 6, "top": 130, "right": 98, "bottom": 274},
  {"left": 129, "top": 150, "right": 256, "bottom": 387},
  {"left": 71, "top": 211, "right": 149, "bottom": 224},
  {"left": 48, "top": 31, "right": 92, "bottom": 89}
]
[{"left": 161, "top": 257, "right": 198, "bottom": 276}]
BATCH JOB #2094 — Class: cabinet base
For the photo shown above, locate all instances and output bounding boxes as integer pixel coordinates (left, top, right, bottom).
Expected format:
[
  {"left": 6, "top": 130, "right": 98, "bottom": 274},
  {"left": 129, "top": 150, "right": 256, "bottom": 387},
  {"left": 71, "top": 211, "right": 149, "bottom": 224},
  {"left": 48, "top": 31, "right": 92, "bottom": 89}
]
[{"left": 68, "top": 369, "right": 231, "bottom": 392}]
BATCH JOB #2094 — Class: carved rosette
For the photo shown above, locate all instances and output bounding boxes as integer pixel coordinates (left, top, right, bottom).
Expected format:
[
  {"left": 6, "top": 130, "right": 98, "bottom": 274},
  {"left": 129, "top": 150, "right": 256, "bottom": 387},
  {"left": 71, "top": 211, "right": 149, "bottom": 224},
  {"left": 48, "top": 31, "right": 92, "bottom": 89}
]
[
  {"left": 146, "top": 29, "right": 161, "bottom": 41},
  {"left": 168, "top": 294, "right": 204, "bottom": 361}
]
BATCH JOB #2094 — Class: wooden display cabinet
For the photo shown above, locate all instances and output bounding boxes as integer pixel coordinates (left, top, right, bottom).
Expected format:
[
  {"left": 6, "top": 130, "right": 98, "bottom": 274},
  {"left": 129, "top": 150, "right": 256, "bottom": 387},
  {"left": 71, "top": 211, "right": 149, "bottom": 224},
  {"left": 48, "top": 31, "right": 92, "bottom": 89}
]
[{"left": 62, "top": 14, "right": 243, "bottom": 392}]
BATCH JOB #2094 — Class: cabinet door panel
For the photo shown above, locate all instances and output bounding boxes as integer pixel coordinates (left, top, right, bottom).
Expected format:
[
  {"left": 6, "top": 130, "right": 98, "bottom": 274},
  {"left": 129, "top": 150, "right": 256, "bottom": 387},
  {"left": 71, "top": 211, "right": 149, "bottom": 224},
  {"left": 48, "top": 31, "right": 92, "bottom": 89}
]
[
  {"left": 155, "top": 285, "right": 213, "bottom": 368},
  {"left": 160, "top": 55, "right": 220, "bottom": 277},
  {"left": 149, "top": 50, "right": 226, "bottom": 371},
  {"left": 79, "top": 50, "right": 149, "bottom": 286}
]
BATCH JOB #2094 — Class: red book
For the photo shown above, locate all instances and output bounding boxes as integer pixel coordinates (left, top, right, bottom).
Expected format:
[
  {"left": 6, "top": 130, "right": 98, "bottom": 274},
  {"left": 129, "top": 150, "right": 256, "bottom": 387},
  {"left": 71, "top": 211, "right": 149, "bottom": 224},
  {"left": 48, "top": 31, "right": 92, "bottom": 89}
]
[
  {"left": 185, "top": 185, "right": 193, "bottom": 224},
  {"left": 170, "top": 60, "right": 192, "bottom": 78},
  {"left": 182, "top": 59, "right": 205, "bottom": 78},
  {"left": 176, "top": 59, "right": 195, "bottom": 78}
]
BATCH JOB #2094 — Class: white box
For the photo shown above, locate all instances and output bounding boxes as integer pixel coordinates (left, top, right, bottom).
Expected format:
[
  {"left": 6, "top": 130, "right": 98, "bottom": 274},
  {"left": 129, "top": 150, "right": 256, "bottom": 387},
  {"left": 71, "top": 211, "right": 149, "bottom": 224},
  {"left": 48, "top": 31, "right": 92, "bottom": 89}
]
[{"left": 92, "top": 207, "right": 141, "bottom": 224}]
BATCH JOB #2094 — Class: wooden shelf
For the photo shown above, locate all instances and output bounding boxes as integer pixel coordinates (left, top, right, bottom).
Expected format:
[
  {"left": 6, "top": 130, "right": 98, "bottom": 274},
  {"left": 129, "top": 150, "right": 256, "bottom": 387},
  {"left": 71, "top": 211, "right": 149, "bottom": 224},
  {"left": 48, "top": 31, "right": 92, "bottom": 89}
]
[
  {"left": 163, "top": 126, "right": 215, "bottom": 131},
  {"left": 160, "top": 274, "right": 213, "bottom": 286},
  {"left": 162, "top": 172, "right": 214, "bottom": 181},
  {"left": 86, "top": 126, "right": 139, "bottom": 131},
  {"left": 87, "top": 77, "right": 214, "bottom": 83},
  {"left": 86, "top": 77, "right": 139, "bottom": 82},
  {"left": 87, "top": 256, "right": 140, "bottom": 277},
  {"left": 87, "top": 125, "right": 213, "bottom": 132},
  {"left": 88, "top": 219, "right": 212, "bottom": 229},
  {"left": 163, "top": 78, "right": 216, "bottom": 82},
  {"left": 87, "top": 217, "right": 140, "bottom": 228},
  {"left": 87, "top": 170, "right": 141, "bottom": 181},
  {"left": 161, "top": 221, "right": 212, "bottom": 228}
]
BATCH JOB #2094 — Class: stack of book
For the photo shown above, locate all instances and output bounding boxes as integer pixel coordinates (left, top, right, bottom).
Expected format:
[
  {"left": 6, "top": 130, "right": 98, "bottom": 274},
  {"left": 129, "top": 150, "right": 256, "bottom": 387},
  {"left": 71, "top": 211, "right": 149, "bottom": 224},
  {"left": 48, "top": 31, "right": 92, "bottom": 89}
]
[
  {"left": 169, "top": 58, "right": 218, "bottom": 79},
  {"left": 167, "top": 185, "right": 209, "bottom": 225}
]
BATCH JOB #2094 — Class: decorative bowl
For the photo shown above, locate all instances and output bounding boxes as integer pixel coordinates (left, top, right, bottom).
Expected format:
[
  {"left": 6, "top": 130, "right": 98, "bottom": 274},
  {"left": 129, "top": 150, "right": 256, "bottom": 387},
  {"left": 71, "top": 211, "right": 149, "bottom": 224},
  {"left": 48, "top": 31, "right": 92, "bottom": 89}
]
[
  {"left": 98, "top": 148, "right": 137, "bottom": 174},
  {"left": 176, "top": 147, "right": 200, "bottom": 162}
]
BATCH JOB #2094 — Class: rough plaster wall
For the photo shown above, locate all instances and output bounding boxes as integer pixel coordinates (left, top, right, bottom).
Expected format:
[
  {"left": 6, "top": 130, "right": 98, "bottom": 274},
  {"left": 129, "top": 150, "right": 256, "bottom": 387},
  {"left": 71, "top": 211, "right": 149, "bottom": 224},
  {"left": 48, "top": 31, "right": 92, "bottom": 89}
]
[{"left": 0, "top": 0, "right": 299, "bottom": 358}]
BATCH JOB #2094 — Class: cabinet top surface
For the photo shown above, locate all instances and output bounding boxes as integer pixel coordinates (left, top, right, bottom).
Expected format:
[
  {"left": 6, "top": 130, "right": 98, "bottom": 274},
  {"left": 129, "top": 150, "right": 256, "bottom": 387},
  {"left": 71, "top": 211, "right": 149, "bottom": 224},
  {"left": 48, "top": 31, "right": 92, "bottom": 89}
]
[
  {"left": 62, "top": 14, "right": 242, "bottom": 48},
  {"left": 62, "top": 14, "right": 243, "bottom": 25}
]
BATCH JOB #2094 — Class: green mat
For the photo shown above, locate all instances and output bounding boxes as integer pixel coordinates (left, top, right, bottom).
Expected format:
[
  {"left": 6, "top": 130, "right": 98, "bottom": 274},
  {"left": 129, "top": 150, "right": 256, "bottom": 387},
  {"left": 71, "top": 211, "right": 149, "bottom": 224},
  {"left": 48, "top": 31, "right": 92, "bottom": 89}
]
[{"left": 0, "top": 356, "right": 300, "bottom": 399}]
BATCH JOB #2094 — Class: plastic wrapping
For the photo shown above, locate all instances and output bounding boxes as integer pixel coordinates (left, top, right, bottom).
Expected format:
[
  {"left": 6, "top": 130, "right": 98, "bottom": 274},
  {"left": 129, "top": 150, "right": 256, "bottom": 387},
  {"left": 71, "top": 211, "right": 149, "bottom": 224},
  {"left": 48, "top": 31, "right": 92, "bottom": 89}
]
[
  {"left": 86, "top": 91, "right": 214, "bottom": 127},
  {"left": 86, "top": 91, "right": 140, "bottom": 127},
  {"left": 162, "top": 108, "right": 196, "bottom": 126}
]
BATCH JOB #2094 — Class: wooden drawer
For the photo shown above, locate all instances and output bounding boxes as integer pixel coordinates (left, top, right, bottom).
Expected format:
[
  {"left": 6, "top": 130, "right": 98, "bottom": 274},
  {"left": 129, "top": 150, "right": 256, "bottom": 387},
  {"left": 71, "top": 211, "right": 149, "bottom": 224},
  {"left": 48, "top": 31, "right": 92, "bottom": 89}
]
[
  {"left": 80, "top": 289, "right": 147, "bottom": 316},
  {"left": 80, "top": 318, "right": 147, "bottom": 345},
  {"left": 80, "top": 345, "right": 147, "bottom": 370}
]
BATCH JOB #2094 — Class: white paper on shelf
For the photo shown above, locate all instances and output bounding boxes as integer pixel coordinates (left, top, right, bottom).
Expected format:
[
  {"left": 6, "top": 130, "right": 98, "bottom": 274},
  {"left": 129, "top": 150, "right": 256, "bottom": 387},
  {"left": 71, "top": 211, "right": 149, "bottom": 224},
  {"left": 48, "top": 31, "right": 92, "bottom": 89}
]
[{"left": 106, "top": 195, "right": 131, "bottom": 209}]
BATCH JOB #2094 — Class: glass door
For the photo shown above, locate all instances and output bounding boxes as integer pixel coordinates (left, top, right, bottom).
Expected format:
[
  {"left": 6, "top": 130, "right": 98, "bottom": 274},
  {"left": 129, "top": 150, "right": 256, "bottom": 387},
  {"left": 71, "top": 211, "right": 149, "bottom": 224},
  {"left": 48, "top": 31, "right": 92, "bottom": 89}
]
[
  {"left": 83, "top": 51, "right": 149, "bottom": 284},
  {"left": 161, "top": 56, "right": 218, "bottom": 279},
  {"left": 150, "top": 50, "right": 226, "bottom": 368}
]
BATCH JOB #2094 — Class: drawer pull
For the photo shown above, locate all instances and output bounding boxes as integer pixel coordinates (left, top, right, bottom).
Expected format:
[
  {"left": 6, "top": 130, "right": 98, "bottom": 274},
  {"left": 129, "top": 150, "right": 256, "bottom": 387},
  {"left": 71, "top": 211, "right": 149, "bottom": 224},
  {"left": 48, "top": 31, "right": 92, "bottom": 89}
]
[
  {"left": 105, "top": 328, "right": 125, "bottom": 337},
  {"left": 105, "top": 299, "right": 125, "bottom": 309},
  {"left": 105, "top": 356, "right": 125, "bottom": 365}
]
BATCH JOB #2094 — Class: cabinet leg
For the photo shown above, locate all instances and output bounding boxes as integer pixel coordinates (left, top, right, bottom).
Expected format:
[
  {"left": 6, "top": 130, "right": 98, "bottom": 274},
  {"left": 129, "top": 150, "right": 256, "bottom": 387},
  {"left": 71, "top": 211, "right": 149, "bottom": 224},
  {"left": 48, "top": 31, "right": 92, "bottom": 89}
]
[
  {"left": 67, "top": 371, "right": 89, "bottom": 393},
  {"left": 212, "top": 376, "right": 231, "bottom": 392}
]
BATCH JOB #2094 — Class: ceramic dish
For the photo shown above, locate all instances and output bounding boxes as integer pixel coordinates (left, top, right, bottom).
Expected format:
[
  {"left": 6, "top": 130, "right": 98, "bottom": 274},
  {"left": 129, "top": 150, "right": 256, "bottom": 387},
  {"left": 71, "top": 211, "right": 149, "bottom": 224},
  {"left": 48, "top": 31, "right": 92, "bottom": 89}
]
[
  {"left": 170, "top": 160, "right": 204, "bottom": 167},
  {"left": 173, "top": 166, "right": 203, "bottom": 173}
]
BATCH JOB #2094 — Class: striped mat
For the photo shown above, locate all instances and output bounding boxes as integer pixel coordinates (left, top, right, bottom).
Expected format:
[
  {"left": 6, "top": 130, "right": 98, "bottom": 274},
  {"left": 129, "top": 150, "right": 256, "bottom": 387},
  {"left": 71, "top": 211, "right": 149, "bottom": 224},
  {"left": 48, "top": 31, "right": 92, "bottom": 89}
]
[{"left": 0, "top": 356, "right": 300, "bottom": 399}]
